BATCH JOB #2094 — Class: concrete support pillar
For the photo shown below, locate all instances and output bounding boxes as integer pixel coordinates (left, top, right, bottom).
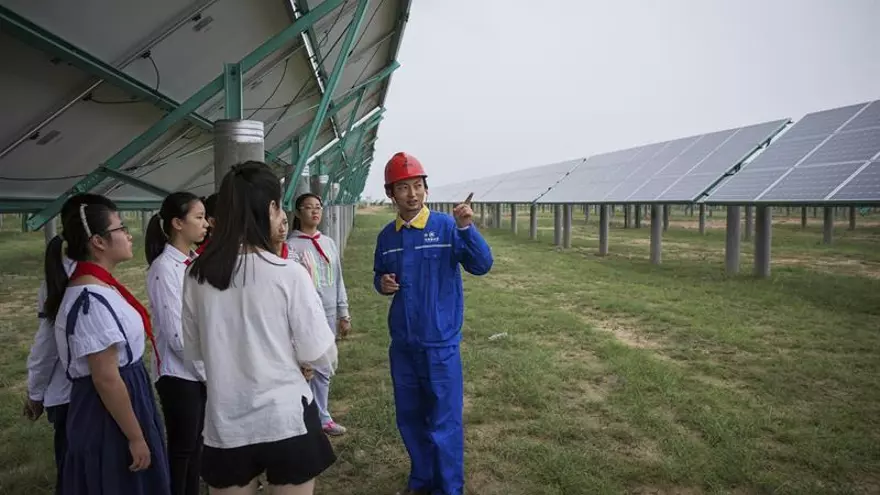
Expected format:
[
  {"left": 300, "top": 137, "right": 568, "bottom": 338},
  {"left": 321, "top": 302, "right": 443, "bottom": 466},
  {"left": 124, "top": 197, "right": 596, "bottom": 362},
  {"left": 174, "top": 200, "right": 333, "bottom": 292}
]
[
  {"left": 563, "top": 204, "right": 572, "bottom": 249},
  {"left": 624, "top": 205, "right": 631, "bottom": 228},
  {"left": 698, "top": 204, "right": 706, "bottom": 234},
  {"left": 479, "top": 203, "right": 485, "bottom": 227},
  {"left": 635, "top": 205, "right": 642, "bottom": 228},
  {"left": 553, "top": 205, "right": 563, "bottom": 246},
  {"left": 650, "top": 205, "right": 663, "bottom": 265},
  {"left": 744, "top": 205, "right": 753, "bottom": 241},
  {"left": 599, "top": 205, "right": 609, "bottom": 256},
  {"left": 493, "top": 203, "right": 502, "bottom": 229},
  {"left": 214, "top": 120, "right": 265, "bottom": 191},
  {"left": 849, "top": 206, "right": 856, "bottom": 231},
  {"left": 584, "top": 204, "right": 590, "bottom": 223},
  {"left": 510, "top": 203, "right": 518, "bottom": 234},
  {"left": 801, "top": 207, "right": 808, "bottom": 229},
  {"left": 529, "top": 204, "right": 538, "bottom": 240},
  {"left": 725, "top": 206, "right": 741, "bottom": 274},
  {"left": 823, "top": 207, "right": 834, "bottom": 244},
  {"left": 754, "top": 206, "right": 772, "bottom": 278}
]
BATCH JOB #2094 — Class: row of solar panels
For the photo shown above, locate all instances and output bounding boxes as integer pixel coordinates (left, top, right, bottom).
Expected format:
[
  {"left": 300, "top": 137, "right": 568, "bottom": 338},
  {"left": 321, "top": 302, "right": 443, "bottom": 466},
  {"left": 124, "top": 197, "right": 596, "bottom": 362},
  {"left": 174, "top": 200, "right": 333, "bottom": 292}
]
[{"left": 428, "top": 98, "right": 880, "bottom": 205}]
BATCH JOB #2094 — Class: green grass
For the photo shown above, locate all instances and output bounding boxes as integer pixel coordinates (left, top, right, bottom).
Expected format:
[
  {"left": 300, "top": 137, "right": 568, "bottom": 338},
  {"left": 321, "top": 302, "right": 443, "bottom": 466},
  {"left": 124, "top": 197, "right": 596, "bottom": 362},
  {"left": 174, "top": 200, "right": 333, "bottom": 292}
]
[{"left": 1, "top": 206, "right": 879, "bottom": 494}]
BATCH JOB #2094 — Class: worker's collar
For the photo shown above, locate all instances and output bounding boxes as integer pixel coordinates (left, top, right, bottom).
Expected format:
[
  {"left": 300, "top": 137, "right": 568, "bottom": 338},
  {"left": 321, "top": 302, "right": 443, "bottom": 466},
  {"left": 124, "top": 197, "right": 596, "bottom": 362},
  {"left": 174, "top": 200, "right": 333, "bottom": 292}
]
[{"left": 395, "top": 206, "right": 430, "bottom": 231}]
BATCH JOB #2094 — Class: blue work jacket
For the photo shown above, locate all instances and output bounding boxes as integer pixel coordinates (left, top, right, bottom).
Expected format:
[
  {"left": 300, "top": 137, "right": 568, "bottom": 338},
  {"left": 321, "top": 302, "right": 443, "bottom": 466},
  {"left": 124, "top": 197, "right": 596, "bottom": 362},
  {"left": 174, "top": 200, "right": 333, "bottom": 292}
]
[{"left": 373, "top": 209, "right": 493, "bottom": 349}]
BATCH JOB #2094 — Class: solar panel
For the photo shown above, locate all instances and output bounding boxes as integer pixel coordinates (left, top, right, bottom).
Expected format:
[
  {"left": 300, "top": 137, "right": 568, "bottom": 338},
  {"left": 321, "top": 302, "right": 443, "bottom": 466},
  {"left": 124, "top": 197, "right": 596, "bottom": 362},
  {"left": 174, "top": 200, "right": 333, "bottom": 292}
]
[
  {"left": 427, "top": 159, "right": 581, "bottom": 204},
  {"left": 703, "top": 99, "right": 880, "bottom": 204},
  {"left": 537, "top": 119, "right": 788, "bottom": 204}
]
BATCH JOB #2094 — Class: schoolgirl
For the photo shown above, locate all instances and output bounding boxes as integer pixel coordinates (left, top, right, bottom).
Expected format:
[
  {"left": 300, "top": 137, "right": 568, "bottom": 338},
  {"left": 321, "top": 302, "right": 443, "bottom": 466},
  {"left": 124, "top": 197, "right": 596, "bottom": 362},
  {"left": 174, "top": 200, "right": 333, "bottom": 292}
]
[
  {"left": 182, "top": 161, "right": 337, "bottom": 494},
  {"left": 286, "top": 193, "right": 352, "bottom": 436},
  {"left": 195, "top": 193, "right": 218, "bottom": 256},
  {"left": 145, "top": 192, "right": 209, "bottom": 495},
  {"left": 23, "top": 194, "right": 105, "bottom": 492},
  {"left": 45, "top": 193, "right": 170, "bottom": 494}
]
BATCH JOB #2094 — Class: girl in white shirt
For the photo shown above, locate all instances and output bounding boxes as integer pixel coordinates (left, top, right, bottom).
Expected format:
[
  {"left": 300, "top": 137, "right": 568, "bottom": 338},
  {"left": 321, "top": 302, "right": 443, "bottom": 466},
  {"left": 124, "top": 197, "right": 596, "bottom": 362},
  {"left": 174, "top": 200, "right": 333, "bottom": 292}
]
[
  {"left": 183, "top": 161, "right": 337, "bottom": 495},
  {"left": 287, "top": 193, "right": 352, "bottom": 436},
  {"left": 45, "top": 194, "right": 170, "bottom": 494},
  {"left": 145, "top": 192, "right": 209, "bottom": 495}
]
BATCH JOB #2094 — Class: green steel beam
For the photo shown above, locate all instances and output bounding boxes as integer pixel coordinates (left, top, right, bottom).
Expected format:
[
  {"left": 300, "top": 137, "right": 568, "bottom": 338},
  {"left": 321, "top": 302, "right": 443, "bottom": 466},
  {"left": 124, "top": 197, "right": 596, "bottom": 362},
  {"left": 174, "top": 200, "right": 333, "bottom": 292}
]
[
  {"left": 98, "top": 167, "right": 172, "bottom": 198},
  {"left": 24, "top": 0, "right": 346, "bottom": 231},
  {"left": 224, "top": 63, "right": 243, "bottom": 120},
  {"left": 283, "top": 0, "right": 370, "bottom": 210},
  {"left": 0, "top": 6, "right": 213, "bottom": 132}
]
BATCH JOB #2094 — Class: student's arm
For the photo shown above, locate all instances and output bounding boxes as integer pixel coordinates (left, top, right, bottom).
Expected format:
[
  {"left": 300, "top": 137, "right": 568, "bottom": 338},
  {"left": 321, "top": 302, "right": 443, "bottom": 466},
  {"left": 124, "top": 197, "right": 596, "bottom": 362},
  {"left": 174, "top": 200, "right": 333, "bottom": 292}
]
[
  {"left": 26, "top": 282, "right": 57, "bottom": 406},
  {"left": 149, "top": 263, "right": 185, "bottom": 353},
  {"left": 331, "top": 240, "right": 351, "bottom": 319},
  {"left": 287, "top": 265, "right": 337, "bottom": 372},
  {"left": 181, "top": 276, "right": 203, "bottom": 364},
  {"left": 453, "top": 224, "right": 494, "bottom": 276}
]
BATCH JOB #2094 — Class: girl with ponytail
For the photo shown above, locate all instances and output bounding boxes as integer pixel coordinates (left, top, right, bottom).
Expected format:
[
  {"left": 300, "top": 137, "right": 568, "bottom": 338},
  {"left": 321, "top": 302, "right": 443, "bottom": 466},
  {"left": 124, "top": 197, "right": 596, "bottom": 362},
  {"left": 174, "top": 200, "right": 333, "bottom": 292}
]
[
  {"left": 47, "top": 193, "right": 170, "bottom": 494},
  {"left": 183, "top": 161, "right": 337, "bottom": 493},
  {"left": 144, "top": 192, "right": 208, "bottom": 495}
]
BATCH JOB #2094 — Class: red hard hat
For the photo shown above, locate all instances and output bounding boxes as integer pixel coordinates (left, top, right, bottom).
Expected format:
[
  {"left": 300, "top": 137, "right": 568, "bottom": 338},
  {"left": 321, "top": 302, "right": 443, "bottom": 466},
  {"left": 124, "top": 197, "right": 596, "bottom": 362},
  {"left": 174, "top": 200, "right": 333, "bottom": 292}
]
[{"left": 384, "top": 152, "right": 427, "bottom": 186}]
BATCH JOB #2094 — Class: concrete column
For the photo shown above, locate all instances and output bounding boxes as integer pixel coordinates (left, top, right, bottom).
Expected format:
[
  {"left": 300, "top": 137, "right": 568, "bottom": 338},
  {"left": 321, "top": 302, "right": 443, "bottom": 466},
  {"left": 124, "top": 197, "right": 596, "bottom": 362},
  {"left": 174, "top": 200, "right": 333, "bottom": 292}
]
[
  {"left": 493, "top": 203, "right": 502, "bottom": 229},
  {"left": 650, "top": 205, "right": 663, "bottom": 265},
  {"left": 801, "top": 207, "right": 808, "bottom": 229},
  {"left": 823, "top": 207, "right": 834, "bottom": 244},
  {"left": 584, "top": 204, "right": 590, "bottom": 223},
  {"left": 725, "top": 206, "right": 741, "bottom": 274},
  {"left": 529, "top": 204, "right": 538, "bottom": 240},
  {"left": 599, "top": 205, "right": 609, "bottom": 256},
  {"left": 754, "top": 206, "right": 772, "bottom": 278},
  {"left": 553, "top": 205, "right": 563, "bottom": 246},
  {"left": 698, "top": 204, "right": 706, "bottom": 234},
  {"left": 44, "top": 217, "right": 57, "bottom": 244},
  {"left": 849, "top": 206, "right": 856, "bottom": 230},
  {"left": 662, "top": 204, "right": 670, "bottom": 232},
  {"left": 563, "top": 204, "right": 572, "bottom": 249},
  {"left": 510, "top": 203, "right": 518, "bottom": 234},
  {"left": 624, "top": 205, "right": 631, "bottom": 228},
  {"left": 479, "top": 203, "right": 485, "bottom": 227},
  {"left": 744, "top": 206, "right": 753, "bottom": 241},
  {"left": 635, "top": 205, "right": 642, "bottom": 228},
  {"left": 214, "top": 120, "right": 264, "bottom": 191}
]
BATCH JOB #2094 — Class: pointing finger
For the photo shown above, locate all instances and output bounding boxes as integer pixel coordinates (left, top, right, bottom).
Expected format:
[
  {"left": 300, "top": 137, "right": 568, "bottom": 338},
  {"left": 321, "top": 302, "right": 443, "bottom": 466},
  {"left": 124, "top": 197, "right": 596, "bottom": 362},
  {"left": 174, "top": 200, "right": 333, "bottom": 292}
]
[{"left": 463, "top": 192, "right": 474, "bottom": 205}]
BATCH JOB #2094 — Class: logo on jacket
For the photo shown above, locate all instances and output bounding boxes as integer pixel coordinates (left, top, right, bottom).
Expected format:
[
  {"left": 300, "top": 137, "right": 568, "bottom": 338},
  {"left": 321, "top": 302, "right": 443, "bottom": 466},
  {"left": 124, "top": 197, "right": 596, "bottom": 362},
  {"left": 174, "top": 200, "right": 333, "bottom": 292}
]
[{"left": 424, "top": 231, "right": 440, "bottom": 243}]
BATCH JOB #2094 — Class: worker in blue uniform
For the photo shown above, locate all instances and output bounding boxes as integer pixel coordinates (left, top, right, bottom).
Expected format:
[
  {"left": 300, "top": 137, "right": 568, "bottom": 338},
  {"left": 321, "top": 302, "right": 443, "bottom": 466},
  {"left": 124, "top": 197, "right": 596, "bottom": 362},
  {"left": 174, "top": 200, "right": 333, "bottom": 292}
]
[{"left": 373, "top": 152, "right": 493, "bottom": 495}]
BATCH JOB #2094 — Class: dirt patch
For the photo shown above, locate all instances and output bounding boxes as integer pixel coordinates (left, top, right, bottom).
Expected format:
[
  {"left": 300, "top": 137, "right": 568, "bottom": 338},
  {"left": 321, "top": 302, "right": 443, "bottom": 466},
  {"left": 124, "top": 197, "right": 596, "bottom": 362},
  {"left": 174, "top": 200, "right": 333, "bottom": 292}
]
[
  {"left": 774, "top": 255, "right": 880, "bottom": 279},
  {"left": 562, "top": 305, "right": 662, "bottom": 350}
]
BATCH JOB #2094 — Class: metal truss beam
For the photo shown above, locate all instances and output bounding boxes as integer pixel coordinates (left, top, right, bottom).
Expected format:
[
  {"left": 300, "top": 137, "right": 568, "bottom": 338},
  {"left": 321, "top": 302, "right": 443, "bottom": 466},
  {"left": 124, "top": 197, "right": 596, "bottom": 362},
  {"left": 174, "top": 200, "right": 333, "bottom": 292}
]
[
  {"left": 23, "top": 0, "right": 346, "bottom": 231},
  {"left": 282, "top": 0, "right": 370, "bottom": 210},
  {"left": 97, "top": 167, "right": 172, "bottom": 198}
]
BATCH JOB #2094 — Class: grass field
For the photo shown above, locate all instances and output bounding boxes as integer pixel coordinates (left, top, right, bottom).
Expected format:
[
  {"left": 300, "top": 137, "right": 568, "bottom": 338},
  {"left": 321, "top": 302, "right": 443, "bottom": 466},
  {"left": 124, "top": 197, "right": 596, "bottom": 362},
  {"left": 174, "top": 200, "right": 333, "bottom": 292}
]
[{"left": 1, "top": 207, "right": 879, "bottom": 494}]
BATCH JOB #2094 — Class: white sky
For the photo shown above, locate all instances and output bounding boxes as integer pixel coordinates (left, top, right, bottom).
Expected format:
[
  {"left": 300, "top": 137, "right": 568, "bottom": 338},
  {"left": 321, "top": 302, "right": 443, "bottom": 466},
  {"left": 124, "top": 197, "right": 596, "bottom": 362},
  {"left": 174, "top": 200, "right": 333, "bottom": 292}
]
[{"left": 363, "top": 0, "right": 880, "bottom": 200}]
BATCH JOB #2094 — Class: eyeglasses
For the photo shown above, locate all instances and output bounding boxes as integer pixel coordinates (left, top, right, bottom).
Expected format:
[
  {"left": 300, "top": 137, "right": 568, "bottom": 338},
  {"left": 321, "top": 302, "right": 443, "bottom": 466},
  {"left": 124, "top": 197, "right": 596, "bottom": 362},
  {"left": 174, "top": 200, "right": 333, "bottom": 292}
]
[
  {"left": 299, "top": 206, "right": 323, "bottom": 212},
  {"left": 103, "top": 225, "right": 130, "bottom": 236}
]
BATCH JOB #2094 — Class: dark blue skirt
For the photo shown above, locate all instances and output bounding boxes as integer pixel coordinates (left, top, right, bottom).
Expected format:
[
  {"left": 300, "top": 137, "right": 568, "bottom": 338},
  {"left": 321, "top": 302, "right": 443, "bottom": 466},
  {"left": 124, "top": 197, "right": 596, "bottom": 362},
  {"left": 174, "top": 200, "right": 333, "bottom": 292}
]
[{"left": 63, "top": 360, "right": 171, "bottom": 494}]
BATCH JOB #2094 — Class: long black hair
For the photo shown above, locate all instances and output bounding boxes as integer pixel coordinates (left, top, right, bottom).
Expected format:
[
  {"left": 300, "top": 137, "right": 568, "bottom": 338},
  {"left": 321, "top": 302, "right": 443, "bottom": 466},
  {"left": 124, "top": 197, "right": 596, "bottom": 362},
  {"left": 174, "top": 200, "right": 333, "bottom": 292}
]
[
  {"left": 44, "top": 194, "right": 119, "bottom": 321},
  {"left": 291, "top": 193, "right": 323, "bottom": 232},
  {"left": 188, "top": 161, "right": 281, "bottom": 290},
  {"left": 145, "top": 192, "right": 201, "bottom": 265}
]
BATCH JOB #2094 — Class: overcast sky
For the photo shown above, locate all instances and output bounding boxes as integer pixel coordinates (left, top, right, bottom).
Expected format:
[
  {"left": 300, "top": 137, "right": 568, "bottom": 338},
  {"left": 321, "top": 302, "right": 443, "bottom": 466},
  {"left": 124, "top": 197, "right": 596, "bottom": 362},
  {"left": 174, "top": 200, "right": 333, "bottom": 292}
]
[{"left": 363, "top": 0, "right": 880, "bottom": 201}]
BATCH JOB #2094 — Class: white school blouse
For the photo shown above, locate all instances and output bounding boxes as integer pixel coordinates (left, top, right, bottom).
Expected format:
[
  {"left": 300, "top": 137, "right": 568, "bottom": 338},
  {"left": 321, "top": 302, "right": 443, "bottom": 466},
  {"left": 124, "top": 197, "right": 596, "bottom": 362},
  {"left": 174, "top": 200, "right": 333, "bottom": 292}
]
[
  {"left": 54, "top": 285, "right": 146, "bottom": 379},
  {"left": 146, "top": 244, "right": 205, "bottom": 383},
  {"left": 182, "top": 251, "right": 337, "bottom": 449},
  {"left": 26, "top": 257, "right": 76, "bottom": 407}
]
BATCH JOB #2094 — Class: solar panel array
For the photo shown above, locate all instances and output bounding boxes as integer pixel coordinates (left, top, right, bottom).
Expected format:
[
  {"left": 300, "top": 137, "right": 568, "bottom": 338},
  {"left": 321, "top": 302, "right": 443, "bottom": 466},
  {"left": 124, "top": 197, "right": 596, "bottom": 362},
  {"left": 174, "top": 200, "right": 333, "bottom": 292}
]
[
  {"left": 537, "top": 119, "right": 788, "bottom": 204},
  {"left": 428, "top": 159, "right": 581, "bottom": 204},
  {"left": 704, "top": 99, "right": 880, "bottom": 204}
]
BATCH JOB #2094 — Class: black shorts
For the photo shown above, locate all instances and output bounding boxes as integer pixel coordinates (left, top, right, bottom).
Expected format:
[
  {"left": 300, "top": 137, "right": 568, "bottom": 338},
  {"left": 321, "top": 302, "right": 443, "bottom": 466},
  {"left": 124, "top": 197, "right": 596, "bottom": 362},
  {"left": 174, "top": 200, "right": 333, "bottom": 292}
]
[{"left": 201, "top": 396, "right": 336, "bottom": 488}]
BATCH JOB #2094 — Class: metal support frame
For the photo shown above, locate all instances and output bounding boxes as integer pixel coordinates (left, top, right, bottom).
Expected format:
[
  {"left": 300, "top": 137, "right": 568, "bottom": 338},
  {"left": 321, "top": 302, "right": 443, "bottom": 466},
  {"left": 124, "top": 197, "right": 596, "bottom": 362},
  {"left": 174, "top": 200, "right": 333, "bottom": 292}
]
[
  {"left": 563, "top": 204, "right": 572, "bottom": 248},
  {"left": 650, "top": 204, "right": 662, "bottom": 265},
  {"left": 510, "top": 203, "right": 518, "bottom": 234},
  {"left": 23, "top": 0, "right": 346, "bottom": 231},
  {"left": 599, "top": 205, "right": 609, "bottom": 256},
  {"left": 98, "top": 167, "right": 172, "bottom": 198},
  {"left": 282, "top": 0, "right": 371, "bottom": 210},
  {"left": 224, "top": 63, "right": 243, "bottom": 120},
  {"left": 553, "top": 205, "right": 562, "bottom": 246}
]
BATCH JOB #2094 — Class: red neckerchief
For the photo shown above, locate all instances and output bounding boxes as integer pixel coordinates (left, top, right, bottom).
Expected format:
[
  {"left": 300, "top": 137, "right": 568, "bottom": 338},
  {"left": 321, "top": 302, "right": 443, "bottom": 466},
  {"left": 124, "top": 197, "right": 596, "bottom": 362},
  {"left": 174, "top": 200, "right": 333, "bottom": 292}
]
[
  {"left": 194, "top": 238, "right": 209, "bottom": 256},
  {"left": 70, "top": 261, "right": 160, "bottom": 368},
  {"left": 297, "top": 232, "right": 330, "bottom": 263},
  {"left": 280, "top": 243, "right": 289, "bottom": 259}
]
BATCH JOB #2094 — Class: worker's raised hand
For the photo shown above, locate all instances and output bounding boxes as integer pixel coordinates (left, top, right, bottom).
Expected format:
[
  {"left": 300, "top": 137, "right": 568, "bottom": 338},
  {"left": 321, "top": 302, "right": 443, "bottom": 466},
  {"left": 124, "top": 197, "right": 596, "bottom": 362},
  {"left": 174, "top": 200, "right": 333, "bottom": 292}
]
[
  {"left": 380, "top": 273, "right": 399, "bottom": 294},
  {"left": 453, "top": 192, "right": 475, "bottom": 229}
]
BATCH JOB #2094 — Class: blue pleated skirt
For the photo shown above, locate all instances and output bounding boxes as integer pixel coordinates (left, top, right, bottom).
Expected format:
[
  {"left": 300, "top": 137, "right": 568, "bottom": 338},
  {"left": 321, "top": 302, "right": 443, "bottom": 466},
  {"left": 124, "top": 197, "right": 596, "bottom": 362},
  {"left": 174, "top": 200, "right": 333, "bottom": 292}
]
[{"left": 62, "top": 360, "right": 171, "bottom": 494}]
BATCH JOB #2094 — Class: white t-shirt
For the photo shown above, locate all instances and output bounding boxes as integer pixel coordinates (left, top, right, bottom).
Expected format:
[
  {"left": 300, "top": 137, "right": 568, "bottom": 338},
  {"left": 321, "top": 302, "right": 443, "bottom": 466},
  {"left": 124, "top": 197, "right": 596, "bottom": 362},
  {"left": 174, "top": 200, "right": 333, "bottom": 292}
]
[
  {"left": 55, "top": 285, "right": 145, "bottom": 379},
  {"left": 181, "top": 251, "right": 337, "bottom": 449}
]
